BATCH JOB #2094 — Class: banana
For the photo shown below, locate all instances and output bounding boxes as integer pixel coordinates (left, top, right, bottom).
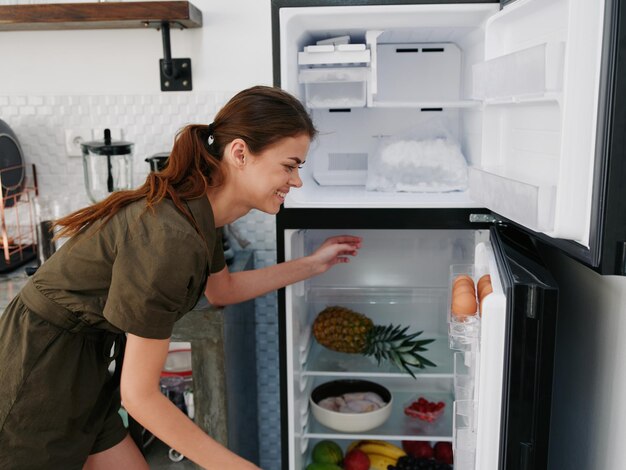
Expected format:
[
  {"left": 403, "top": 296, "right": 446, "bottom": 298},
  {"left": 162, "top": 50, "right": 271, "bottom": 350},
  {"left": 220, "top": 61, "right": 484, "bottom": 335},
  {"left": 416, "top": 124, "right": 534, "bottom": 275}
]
[
  {"left": 367, "top": 452, "right": 398, "bottom": 470},
  {"left": 346, "top": 440, "right": 362, "bottom": 453},
  {"left": 358, "top": 442, "right": 406, "bottom": 460}
]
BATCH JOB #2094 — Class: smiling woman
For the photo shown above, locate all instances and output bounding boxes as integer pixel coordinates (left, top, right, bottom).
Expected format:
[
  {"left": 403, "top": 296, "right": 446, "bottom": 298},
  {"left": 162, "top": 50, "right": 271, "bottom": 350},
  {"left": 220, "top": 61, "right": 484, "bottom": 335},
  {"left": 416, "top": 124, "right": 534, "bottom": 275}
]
[
  {"left": 216, "top": 132, "right": 310, "bottom": 217},
  {"left": 0, "top": 86, "right": 362, "bottom": 470}
]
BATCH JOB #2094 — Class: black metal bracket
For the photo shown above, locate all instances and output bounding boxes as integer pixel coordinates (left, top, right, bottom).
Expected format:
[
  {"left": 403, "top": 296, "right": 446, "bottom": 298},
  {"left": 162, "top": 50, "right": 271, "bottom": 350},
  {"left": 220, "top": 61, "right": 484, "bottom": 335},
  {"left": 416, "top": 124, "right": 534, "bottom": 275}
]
[{"left": 158, "top": 21, "right": 192, "bottom": 92}]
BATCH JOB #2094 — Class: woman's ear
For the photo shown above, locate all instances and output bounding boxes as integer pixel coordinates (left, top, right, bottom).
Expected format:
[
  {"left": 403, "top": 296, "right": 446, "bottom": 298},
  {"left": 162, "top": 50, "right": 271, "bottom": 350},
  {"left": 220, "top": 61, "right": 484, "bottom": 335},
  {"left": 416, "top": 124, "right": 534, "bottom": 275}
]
[{"left": 226, "top": 138, "right": 248, "bottom": 168}]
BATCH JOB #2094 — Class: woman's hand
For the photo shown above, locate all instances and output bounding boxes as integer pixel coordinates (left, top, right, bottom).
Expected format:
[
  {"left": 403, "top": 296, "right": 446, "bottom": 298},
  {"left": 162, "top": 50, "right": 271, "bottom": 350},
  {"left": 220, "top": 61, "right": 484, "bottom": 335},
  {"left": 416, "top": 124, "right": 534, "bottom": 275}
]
[
  {"left": 205, "top": 235, "right": 362, "bottom": 305},
  {"left": 308, "top": 235, "right": 362, "bottom": 275}
]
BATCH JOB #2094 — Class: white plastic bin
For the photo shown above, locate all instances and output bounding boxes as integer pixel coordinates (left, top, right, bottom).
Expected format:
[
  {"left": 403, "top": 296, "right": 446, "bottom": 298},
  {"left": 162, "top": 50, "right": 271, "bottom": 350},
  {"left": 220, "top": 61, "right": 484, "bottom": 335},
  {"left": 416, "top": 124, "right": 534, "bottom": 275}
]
[
  {"left": 472, "top": 42, "right": 565, "bottom": 102},
  {"left": 299, "top": 67, "right": 368, "bottom": 109}
]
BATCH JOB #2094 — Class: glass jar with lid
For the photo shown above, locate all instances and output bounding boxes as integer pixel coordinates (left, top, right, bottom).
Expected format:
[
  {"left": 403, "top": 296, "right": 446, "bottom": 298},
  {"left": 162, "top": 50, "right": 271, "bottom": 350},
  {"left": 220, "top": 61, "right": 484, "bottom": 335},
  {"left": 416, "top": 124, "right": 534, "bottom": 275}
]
[{"left": 81, "top": 129, "right": 133, "bottom": 203}]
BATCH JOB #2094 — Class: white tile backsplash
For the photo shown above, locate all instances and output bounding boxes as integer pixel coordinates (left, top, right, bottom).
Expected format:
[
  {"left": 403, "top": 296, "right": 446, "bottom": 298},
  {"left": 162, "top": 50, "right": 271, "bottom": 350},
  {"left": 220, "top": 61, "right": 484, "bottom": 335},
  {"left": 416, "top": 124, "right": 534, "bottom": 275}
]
[
  {"left": 1, "top": 92, "right": 224, "bottom": 204},
  {"left": 1, "top": 91, "right": 281, "bottom": 470}
]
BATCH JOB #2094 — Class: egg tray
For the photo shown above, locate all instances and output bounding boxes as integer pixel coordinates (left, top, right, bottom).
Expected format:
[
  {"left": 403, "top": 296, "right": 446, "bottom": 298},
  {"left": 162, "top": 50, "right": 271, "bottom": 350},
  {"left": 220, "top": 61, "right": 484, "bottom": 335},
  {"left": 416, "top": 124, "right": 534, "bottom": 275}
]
[{"left": 447, "top": 265, "right": 480, "bottom": 351}]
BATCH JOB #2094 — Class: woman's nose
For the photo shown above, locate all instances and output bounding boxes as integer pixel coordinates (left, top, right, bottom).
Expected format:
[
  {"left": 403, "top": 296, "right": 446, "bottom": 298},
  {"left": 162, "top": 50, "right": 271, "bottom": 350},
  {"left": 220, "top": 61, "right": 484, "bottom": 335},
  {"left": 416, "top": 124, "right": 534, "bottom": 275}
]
[{"left": 290, "top": 170, "right": 303, "bottom": 188}]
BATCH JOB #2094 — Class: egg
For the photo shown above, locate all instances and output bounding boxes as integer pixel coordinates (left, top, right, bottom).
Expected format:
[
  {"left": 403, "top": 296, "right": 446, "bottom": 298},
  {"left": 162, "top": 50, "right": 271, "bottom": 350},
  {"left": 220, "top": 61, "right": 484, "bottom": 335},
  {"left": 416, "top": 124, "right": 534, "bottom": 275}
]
[
  {"left": 453, "top": 275, "right": 473, "bottom": 287},
  {"left": 451, "top": 292, "right": 477, "bottom": 317},
  {"left": 479, "top": 283, "right": 493, "bottom": 301},
  {"left": 453, "top": 283, "right": 475, "bottom": 296},
  {"left": 477, "top": 274, "right": 491, "bottom": 290},
  {"left": 478, "top": 276, "right": 491, "bottom": 293}
]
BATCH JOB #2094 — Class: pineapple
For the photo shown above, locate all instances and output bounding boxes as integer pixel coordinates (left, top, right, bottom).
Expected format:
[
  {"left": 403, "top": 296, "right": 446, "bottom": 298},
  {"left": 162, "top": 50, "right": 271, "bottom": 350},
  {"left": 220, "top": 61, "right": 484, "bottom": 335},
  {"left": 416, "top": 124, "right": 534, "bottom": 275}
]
[{"left": 312, "top": 306, "right": 436, "bottom": 377}]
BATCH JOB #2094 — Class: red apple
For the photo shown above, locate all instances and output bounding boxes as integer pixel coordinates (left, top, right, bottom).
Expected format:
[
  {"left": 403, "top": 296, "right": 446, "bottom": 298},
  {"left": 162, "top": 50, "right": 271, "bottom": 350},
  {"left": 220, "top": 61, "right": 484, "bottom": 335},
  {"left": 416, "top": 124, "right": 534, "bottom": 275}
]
[
  {"left": 402, "top": 440, "right": 434, "bottom": 459},
  {"left": 434, "top": 441, "right": 453, "bottom": 464},
  {"left": 343, "top": 449, "right": 370, "bottom": 470}
]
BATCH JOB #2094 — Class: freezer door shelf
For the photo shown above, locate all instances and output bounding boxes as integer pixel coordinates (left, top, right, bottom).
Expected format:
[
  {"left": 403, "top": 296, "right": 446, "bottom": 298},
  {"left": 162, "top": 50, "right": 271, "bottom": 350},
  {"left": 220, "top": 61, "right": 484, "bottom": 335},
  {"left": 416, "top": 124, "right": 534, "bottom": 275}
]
[{"left": 303, "top": 390, "right": 454, "bottom": 442}]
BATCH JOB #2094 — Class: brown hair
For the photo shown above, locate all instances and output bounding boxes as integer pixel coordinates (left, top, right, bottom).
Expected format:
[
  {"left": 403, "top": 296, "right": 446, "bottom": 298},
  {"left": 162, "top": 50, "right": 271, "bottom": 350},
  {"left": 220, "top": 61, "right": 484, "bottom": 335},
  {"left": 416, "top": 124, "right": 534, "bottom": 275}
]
[{"left": 55, "top": 86, "right": 316, "bottom": 238}]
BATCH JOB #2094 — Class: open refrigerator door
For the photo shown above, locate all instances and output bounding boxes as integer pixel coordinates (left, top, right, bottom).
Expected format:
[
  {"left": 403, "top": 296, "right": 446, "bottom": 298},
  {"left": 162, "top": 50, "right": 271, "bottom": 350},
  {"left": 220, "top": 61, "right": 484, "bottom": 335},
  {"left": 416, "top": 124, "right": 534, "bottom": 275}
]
[{"left": 468, "top": 0, "right": 606, "bottom": 247}]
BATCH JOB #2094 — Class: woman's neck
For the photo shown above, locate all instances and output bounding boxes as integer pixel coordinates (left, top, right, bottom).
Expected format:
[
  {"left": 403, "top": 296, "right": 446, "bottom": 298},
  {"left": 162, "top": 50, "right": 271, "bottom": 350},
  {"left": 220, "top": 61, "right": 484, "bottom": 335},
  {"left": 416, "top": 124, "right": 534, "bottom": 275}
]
[{"left": 206, "top": 187, "right": 250, "bottom": 228}]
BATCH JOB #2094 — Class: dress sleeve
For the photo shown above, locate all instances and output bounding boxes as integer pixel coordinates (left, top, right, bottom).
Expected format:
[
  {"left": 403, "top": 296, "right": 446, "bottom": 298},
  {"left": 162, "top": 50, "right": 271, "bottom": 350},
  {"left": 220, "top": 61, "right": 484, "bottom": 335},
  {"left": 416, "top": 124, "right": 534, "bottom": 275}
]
[{"left": 103, "top": 230, "right": 205, "bottom": 339}]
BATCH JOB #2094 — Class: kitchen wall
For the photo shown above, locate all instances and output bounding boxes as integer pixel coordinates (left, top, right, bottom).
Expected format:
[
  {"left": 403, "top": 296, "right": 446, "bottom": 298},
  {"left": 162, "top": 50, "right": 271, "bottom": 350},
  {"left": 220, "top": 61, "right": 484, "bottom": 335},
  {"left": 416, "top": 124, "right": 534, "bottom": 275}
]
[{"left": 0, "top": 1, "right": 282, "bottom": 468}]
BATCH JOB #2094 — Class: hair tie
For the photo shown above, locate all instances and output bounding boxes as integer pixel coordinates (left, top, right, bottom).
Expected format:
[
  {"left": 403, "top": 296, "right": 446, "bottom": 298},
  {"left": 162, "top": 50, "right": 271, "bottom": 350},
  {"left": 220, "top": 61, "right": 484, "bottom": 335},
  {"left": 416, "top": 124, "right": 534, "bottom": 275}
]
[{"left": 206, "top": 122, "right": 215, "bottom": 146}]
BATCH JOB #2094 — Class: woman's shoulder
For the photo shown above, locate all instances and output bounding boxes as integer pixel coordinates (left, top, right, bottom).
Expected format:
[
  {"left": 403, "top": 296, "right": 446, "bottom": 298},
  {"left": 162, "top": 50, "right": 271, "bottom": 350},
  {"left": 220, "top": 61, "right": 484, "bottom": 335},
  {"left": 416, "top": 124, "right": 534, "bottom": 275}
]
[{"left": 116, "top": 198, "right": 203, "bottom": 244}]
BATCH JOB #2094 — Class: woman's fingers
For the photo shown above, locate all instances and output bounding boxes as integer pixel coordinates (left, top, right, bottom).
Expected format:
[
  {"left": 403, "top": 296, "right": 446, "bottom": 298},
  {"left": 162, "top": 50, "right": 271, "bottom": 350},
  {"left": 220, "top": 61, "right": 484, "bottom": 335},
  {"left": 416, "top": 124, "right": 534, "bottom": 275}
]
[
  {"left": 326, "top": 235, "right": 362, "bottom": 247},
  {"left": 333, "top": 243, "right": 359, "bottom": 255},
  {"left": 324, "top": 235, "right": 361, "bottom": 249},
  {"left": 326, "top": 244, "right": 359, "bottom": 266}
]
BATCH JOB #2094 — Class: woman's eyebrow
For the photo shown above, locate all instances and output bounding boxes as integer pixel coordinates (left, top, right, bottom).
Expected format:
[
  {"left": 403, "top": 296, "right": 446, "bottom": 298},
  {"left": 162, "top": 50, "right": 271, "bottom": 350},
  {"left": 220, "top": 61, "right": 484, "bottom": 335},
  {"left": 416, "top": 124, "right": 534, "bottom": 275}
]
[{"left": 289, "top": 157, "right": 305, "bottom": 165}]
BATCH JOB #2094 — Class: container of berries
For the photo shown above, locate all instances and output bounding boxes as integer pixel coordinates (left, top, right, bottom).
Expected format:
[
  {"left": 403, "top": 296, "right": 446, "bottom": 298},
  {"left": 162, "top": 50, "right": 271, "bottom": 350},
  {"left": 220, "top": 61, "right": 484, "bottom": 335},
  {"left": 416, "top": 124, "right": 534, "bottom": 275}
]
[{"left": 404, "top": 396, "right": 446, "bottom": 423}]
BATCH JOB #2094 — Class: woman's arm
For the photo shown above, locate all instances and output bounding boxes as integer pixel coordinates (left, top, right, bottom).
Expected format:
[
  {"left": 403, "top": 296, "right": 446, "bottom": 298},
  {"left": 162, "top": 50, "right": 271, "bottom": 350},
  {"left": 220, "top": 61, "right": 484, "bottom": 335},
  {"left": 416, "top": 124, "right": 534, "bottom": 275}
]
[
  {"left": 205, "top": 235, "right": 361, "bottom": 306},
  {"left": 120, "top": 334, "right": 260, "bottom": 470}
]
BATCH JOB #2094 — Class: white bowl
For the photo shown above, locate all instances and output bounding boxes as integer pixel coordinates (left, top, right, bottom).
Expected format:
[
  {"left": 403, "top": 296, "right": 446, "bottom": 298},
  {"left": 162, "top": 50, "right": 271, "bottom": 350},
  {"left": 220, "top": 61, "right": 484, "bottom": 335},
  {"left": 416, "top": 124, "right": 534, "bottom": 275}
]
[{"left": 309, "top": 379, "right": 393, "bottom": 433}]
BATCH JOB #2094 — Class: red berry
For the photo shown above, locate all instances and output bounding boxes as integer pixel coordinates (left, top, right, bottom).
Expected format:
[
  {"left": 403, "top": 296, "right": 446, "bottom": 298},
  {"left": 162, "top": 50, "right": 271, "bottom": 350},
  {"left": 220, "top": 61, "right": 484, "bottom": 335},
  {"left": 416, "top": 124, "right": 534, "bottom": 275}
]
[{"left": 402, "top": 440, "right": 434, "bottom": 459}]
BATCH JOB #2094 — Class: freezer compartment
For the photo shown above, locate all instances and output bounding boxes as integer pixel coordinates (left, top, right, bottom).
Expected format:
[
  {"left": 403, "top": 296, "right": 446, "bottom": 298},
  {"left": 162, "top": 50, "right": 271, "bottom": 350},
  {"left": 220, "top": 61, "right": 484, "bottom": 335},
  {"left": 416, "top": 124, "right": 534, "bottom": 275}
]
[
  {"left": 279, "top": 0, "right": 606, "bottom": 247},
  {"left": 280, "top": 4, "right": 498, "bottom": 210}
]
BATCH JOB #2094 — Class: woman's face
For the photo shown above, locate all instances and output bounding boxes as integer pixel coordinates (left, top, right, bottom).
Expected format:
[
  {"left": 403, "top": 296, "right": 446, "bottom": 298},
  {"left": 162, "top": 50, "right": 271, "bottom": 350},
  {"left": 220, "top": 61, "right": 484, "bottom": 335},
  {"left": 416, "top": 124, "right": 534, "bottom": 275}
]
[{"left": 237, "top": 133, "right": 310, "bottom": 215}]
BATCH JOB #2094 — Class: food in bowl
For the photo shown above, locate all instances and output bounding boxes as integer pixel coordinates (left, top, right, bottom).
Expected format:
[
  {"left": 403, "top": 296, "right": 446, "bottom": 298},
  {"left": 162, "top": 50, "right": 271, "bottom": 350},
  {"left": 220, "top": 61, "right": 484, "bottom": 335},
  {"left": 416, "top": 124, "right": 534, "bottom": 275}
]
[
  {"left": 310, "top": 379, "right": 393, "bottom": 432},
  {"left": 318, "top": 391, "right": 386, "bottom": 413}
]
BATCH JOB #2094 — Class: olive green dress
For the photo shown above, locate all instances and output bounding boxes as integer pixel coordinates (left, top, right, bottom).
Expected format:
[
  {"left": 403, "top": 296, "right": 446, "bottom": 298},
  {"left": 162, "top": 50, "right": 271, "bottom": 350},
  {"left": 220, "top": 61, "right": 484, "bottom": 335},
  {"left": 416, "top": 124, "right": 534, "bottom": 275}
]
[{"left": 0, "top": 196, "right": 225, "bottom": 470}]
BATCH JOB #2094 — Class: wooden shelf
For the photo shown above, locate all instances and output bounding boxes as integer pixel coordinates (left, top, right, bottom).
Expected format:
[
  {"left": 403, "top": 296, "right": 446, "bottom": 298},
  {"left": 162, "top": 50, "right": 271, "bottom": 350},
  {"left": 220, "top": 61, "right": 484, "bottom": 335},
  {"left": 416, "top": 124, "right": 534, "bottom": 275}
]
[{"left": 0, "top": 1, "right": 202, "bottom": 31}]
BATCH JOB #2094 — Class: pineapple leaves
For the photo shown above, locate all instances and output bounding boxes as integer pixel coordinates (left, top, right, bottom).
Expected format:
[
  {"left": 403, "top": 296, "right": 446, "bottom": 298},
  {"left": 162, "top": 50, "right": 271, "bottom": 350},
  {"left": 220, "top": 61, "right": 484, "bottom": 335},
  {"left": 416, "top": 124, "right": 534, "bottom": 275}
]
[
  {"left": 363, "top": 323, "right": 436, "bottom": 377},
  {"left": 313, "top": 307, "right": 437, "bottom": 379}
]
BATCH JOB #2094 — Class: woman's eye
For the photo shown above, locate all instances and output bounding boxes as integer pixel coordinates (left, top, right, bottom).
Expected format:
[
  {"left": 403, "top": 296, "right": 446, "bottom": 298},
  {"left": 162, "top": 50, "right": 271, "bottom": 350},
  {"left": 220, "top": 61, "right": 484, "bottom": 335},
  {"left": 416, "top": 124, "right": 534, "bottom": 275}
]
[{"left": 283, "top": 163, "right": 303, "bottom": 173}]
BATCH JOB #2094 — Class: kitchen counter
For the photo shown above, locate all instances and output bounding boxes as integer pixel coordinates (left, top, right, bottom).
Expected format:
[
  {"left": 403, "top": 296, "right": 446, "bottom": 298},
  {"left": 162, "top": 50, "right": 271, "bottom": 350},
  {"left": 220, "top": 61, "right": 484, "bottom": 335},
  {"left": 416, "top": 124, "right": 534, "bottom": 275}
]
[{"left": 0, "top": 263, "right": 34, "bottom": 315}]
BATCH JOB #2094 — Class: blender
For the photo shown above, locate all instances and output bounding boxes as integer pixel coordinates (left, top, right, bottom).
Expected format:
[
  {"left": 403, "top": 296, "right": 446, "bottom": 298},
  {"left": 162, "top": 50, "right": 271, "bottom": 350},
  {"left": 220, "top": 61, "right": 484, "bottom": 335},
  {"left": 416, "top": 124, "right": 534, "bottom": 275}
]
[{"left": 81, "top": 129, "right": 134, "bottom": 203}]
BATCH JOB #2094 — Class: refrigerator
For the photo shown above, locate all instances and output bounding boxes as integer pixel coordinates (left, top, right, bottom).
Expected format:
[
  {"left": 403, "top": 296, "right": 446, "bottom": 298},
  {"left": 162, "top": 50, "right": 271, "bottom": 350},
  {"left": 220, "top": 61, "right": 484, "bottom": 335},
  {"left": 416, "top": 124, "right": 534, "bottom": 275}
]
[{"left": 270, "top": 0, "right": 626, "bottom": 469}]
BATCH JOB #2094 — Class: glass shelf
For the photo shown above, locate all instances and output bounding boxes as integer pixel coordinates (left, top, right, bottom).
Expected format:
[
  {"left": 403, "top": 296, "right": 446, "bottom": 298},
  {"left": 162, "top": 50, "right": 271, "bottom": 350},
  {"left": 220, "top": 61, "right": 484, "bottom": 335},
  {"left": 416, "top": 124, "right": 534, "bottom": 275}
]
[
  {"left": 302, "top": 336, "right": 453, "bottom": 378},
  {"left": 370, "top": 100, "right": 480, "bottom": 109},
  {"left": 305, "top": 391, "right": 453, "bottom": 442},
  {"left": 306, "top": 286, "right": 448, "bottom": 305}
]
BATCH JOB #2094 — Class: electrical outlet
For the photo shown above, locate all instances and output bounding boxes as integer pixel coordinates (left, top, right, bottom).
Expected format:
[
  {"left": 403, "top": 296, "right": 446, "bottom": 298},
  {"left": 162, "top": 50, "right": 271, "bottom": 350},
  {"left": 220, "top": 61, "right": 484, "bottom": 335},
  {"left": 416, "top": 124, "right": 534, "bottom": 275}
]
[
  {"left": 64, "top": 128, "right": 91, "bottom": 158},
  {"left": 91, "top": 128, "right": 124, "bottom": 142}
]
